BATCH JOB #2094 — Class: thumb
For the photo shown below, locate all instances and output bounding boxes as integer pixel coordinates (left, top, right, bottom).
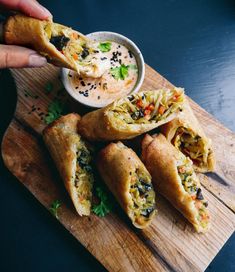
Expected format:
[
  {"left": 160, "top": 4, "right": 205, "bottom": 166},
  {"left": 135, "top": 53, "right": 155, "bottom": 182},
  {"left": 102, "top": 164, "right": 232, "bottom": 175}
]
[{"left": 0, "top": 45, "right": 47, "bottom": 68}]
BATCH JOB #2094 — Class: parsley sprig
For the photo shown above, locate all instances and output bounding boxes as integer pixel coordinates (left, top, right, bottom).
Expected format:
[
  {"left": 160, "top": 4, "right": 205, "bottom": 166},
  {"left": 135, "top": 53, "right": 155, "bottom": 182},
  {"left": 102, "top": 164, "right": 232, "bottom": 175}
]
[
  {"left": 98, "top": 42, "right": 112, "bottom": 52},
  {"left": 92, "top": 187, "right": 112, "bottom": 217},
  {"left": 49, "top": 200, "right": 61, "bottom": 219},
  {"left": 45, "top": 82, "right": 53, "bottom": 94},
  {"left": 110, "top": 64, "right": 129, "bottom": 80},
  {"left": 44, "top": 100, "right": 65, "bottom": 124}
]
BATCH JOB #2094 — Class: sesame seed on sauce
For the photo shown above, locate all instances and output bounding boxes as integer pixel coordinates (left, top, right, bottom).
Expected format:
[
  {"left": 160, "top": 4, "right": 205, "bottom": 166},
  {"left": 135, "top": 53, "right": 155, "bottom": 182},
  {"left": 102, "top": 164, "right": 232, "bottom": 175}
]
[
  {"left": 128, "top": 50, "right": 133, "bottom": 58},
  {"left": 88, "top": 83, "right": 91, "bottom": 86},
  {"left": 69, "top": 74, "right": 72, "bottom": 77},
  {"left": 98, "top": 96, "right": 100, "bottom": 99},
  {"left": 81, "top": 81, "right": 86, "bottom": 86},
  {"left": 101, "top": 57, "right": 107, "bottom": 61},
  {"left": 75, "top": 86, "right": 78, "bottom": 89}
]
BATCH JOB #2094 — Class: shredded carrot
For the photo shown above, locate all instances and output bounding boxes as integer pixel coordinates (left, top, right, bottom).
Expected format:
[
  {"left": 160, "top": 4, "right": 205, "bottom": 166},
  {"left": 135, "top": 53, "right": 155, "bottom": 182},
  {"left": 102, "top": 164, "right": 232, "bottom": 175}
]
[
  {"left": 158, "top": 105, "right": 166, "bottom": 115},
  {"left": 73, "top": 53, "right": 78, "bottom": 60},
  {"left": 178, "top": 166, "right": 185, "bottom": 173},
  {"left": 72, "top": 32, "right": 78, "bottom": 39},
  {"left": 136, "top": 99, "right": 143, "bottom": 108},
  {"left": 144, "top": 109, "right": 151, "bottom": 116}
]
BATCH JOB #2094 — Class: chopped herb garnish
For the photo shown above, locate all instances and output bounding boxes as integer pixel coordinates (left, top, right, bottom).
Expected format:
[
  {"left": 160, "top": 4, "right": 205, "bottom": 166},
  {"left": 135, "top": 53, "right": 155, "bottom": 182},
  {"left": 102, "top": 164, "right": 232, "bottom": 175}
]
[
  {"left": 44, "top": 100, "right": 65, "bottom": 124},
  {"left": 45, "top": 82, "right": 53, "bottom": 94},
  {"left": 110, "top": 64, "right": 129, "bottom": 80},
  {"left": 92, "top": 187, "right": 112, "bottom": 217},
  {"left": 49, "top": 200, "right": 61, "bottom": 219},
  {"left": 98, "top": 42, "right": 112, "bottom": 52},
  {"left": 128, "top": 64, "right": 138, "bottom": 71},
  {"left": 24, "top": 90, "right": 39, "bottom": 99}
]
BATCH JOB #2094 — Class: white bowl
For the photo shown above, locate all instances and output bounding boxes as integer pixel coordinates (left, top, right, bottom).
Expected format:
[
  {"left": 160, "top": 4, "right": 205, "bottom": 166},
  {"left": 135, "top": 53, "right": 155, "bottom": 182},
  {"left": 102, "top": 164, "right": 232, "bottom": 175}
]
[{"left": 61, "top": 31, "right": 145, "bottom": 108}]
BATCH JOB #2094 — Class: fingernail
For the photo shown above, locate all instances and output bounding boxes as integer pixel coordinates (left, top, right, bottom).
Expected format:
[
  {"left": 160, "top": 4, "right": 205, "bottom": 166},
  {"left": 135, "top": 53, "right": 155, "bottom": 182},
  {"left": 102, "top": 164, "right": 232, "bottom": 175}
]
[
  {"left": 28, "top": 54, "right": 47, "bottom": 67},
  {"left": 42, "top": 7, "right": 52, "bottom": 18}
]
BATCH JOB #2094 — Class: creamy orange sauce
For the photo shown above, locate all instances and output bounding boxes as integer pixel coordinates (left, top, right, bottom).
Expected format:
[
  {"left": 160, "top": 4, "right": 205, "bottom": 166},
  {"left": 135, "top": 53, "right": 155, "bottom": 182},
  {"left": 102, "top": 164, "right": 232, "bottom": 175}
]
[{"left": 68, "top": 41, "right": 138, "bottom": 107}]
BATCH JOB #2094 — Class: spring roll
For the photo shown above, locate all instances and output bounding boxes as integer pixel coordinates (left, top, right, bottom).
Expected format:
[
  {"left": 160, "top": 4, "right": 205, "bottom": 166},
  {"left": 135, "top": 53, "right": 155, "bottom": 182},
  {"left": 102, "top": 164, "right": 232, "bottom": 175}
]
[
  {"left": 97, "top": 142, "right": 156, "bottom": 229},
  {"left": 141, "top": 134, "right": 210, "bottom": 233},
  {"left": 160, "top": 100, "right": 215, "bottom": 172},
  {"left": 43, "top": 113, "right": 94, "bottom": 216},
  {"left": 78, "top": 88, "right": 185, "bottom": 141},
  {"left": 4, "top": 14, "right": 109, "bottom": 77}
]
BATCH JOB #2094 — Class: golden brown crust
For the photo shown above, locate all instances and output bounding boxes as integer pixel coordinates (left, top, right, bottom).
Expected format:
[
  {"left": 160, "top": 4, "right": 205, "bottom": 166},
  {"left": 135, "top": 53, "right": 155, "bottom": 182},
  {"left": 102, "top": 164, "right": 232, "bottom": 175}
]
[
  {"left": 141, "top": 134, "right": 210, "bottom": 233},
  {"left": 78, "top": 92, "right": 182, "bottom": 141},
  {"left": 43, "top": 113, "right": 92, "bottom": 216},
  {"left": 4, "top": 14, "right": 76, "bottom": 69},
  {"left": 160, "top": 99, "right": 216, "bottom": 172},
  {"left": 97, "top": 142, "right": 156, "bottom": 228}
]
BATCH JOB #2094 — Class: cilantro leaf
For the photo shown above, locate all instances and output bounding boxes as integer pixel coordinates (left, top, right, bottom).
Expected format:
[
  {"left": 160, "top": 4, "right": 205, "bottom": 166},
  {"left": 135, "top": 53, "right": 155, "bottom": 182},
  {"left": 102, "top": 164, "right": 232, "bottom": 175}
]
[
  {"left": 44, "top": 100, "right": 65, "bottom": 124},
  {"left": 92, "top": 187, "right": 112, "bottom": 217},
  {"left": 110, "top": 64, "right": 129, "bottom": 80},
  {"left": 45, "top": 82, "right": 53, "bottom": 94},
  {"left": 49, "top": 200, "right": 61, "bottom": 219},
  {"left": 98, "top": 42, "right": 112, "bottom": 52},
  {"left": 128, "top": 64, "right": 138, "bottom": 71}
]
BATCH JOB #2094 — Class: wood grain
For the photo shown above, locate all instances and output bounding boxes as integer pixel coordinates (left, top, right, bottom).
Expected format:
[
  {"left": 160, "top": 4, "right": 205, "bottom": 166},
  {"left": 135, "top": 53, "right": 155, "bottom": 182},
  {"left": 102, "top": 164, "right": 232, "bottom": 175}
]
[{"left": 1, "top": 64, "right": 235, "bottom": 272}]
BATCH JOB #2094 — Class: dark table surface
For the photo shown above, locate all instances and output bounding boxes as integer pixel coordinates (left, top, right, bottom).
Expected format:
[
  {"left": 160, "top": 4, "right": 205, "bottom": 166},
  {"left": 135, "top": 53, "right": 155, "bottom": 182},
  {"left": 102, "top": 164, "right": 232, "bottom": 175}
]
[{"left": 0, "top": 0, "right": 234, "bottom": 271}]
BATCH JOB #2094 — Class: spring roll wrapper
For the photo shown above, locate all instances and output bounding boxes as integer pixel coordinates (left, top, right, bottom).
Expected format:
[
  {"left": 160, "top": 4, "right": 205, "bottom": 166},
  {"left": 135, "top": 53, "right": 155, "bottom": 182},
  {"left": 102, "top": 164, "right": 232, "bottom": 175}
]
[
  {"left": 160, "top": 100, "right": 215, "bottom": 172},
  {"left": 141, "top": 134, "right": 210, "bottom": 232},
  {"left": 4, "top": 14, "right": 85, "bottom": 70},
  {"left": 97, "top": 142, "right": 156, "bottom": 229},
  {"left": 78, "top": 103, "right": 179, "bottom": 142},
  {"left": 43, "top": 113, "right": 91, "bottom": 216}
]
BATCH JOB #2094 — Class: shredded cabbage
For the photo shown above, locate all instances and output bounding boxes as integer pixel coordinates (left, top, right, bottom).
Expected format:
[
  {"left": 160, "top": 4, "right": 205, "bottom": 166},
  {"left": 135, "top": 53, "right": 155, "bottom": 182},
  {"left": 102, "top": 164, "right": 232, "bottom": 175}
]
[
  {"left": 177, "top": 156, "right": 209, "bottom": 228},
  {"left": 129, "top": 168, "right": 155, "bottom": 220},
  {"left": 74, "top": 140, "right": 94, "bottom": 209},
  {"left": 173, "top": 127, "right": 211, "bottom": 167},
  {"left": 110, "top": 88, "right": 184, "bottom": 125}
]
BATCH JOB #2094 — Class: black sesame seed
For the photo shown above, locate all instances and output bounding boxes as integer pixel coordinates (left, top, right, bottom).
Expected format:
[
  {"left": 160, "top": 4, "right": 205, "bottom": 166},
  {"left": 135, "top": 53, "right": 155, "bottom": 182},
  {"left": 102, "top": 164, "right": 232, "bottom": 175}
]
[
  {"left": 88, "top": 83, "right": 91, "bottom": 86},
  {"left": 97, "top": 96, "right": 100, "bottom": 99},
  {"left": 69, "top": 74, "right": 72, "bottom": 77},
  {"left": 81, "top": 81, "right": 86, "bottom": 87},
  {"left": 75, "top": 86, "right": 78, "bottom": 89}
]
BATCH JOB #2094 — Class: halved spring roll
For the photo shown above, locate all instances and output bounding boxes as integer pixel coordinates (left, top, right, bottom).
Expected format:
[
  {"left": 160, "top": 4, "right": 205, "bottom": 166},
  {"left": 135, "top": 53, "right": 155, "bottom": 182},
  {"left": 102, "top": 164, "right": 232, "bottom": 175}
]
[
  {"left": 97, "top": 142, "right": 156, "bottom": 229},
  {"left": 160, "top": 100, "right": 215, "bottom": 172},
  {"left": 4, "top": 14, "right": 109, "bottom": 77},
  {"left": 43, "top": 113, "right": 93, "bottom": 216},
  {"left": 78, "top": 88, "right": 185, "bottom": 141},
  {"left": 141, "top": 134, "right": 210, "bottom": 232}
]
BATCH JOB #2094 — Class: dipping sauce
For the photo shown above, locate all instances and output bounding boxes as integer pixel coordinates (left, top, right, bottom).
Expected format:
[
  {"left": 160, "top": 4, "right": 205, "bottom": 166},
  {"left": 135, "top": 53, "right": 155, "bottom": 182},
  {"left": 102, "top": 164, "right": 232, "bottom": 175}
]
[{"left": 68, "top": 41, "right": 138, "bottom": 107}]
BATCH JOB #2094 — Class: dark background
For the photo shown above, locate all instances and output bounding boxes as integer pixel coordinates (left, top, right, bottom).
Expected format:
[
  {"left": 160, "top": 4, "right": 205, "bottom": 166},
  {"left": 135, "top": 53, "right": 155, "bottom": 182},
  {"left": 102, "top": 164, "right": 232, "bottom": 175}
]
[{"left": 0, "top": 0, "right": 234, "bottom": 271}]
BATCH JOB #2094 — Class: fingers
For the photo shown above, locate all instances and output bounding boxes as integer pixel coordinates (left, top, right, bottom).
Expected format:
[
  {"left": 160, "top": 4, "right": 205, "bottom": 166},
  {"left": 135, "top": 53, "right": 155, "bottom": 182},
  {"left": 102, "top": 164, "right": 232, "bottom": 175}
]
[
  {"left": 0, "top": 45, "right": 47, "bottom": 68},
  {"left": 0, "top": 0, "right": 52, "bottom": 20}
]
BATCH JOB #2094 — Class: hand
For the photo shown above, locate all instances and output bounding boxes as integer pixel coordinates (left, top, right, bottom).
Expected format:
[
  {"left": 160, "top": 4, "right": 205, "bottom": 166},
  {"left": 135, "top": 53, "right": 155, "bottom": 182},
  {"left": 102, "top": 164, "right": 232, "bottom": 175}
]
[{"left": 0, "top": 0, "right": 52, "bottom": 69}]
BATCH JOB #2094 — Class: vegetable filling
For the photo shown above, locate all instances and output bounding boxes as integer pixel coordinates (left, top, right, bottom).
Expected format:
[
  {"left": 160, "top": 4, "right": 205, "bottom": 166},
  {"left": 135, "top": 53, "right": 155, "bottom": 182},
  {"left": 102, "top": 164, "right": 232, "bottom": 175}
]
[
  {"left": 129, "top": 168, "right": 155, "bottom": 223},
  {"left": 110, "top": 88, "right": 184, "bottom": 125},
  {"left": 173, "top": 127, "right": 211, "bottom": 167},
  {"left": 75, "top": 141, "right": 94, "bottom": 209},
  {"left": 177, "top": 157, "right": 209, "bottom": 228}
]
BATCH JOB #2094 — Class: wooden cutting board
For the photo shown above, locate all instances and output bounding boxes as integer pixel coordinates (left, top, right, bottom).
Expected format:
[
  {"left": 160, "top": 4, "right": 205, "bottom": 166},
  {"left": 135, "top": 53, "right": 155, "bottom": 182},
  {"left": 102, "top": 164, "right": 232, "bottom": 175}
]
[{"left": 1, "top": 64, "right": 235, "bottom": 272}]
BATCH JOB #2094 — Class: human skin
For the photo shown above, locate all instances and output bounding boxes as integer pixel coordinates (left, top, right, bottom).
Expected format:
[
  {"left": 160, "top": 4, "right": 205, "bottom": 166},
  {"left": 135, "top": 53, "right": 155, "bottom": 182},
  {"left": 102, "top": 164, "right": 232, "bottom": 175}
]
[{"left": 0, "top": 0, "right": 51, "bottom": 68}]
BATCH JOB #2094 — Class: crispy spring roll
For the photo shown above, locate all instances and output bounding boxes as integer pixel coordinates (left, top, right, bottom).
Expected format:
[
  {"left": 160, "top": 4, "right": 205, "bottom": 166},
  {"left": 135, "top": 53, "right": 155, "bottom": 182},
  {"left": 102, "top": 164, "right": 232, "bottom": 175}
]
[
  {"left": 97, "top": 142, "right": 156, "bottom": 229},
  {"left": 160, "top": 100, "right": 215, "bottom": 172},
  {"left": 141, "top": 134, "right": 210, "bottom": 233},
  {"left": 43, "top": 113, "right": 93, "bottom": 216},
  {"left": 78, "top": 88, "right": 185, "bottom": 141},
  {"left": 4, "top": 14, "right": 109, "bottom": 77}
]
